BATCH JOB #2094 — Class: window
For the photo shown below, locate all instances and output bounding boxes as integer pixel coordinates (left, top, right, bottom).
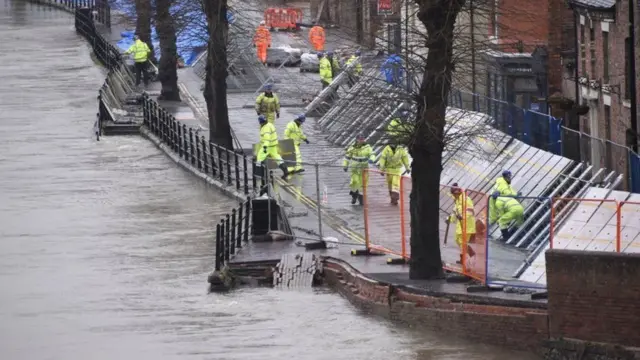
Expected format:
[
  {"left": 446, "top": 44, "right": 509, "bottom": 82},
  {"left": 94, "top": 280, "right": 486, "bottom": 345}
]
[
  {"left": 602, "top": 32, "right": 609, "bottom": 83},
  {"left": 580, "top": 25, "right": 586, "bottom": 77},
  {"left": 625, "top": 37, "right": 631, "bottom": 100},
  {"left": 589, "top": 25, "right": 595, "bottom": 79}
]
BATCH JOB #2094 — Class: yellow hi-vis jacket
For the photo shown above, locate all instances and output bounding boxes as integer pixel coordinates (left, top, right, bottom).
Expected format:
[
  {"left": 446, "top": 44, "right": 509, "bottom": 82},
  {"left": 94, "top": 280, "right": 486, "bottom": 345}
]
[
  {"left": 489, "top": 196, "right": 523, "bottom": 224},
  {"left": 343, "top": 144, "right": 374, "bottom": 171},
  {"left": 284, "top": 121, "right": 307, "bottom": 146},
  {"left": 489, "top": 176, "right": 518, "bottom": 219},
  {"left": 319, "top": 57, "right": 332, "bottom": 84},
  {"left": 450, "top": 192, "right": 476, "bottom": 235},
  {"left": 255, "top": 92, "right": 280, "bottom": 115},
  {"left": 386, "top": 117, "right": 413, "bottom": 141},
  {"left": 378, "top": 145, "right": 410, "bottom": 174},
  {"left": 259, "top": 122, "right": 279, "bottom": 149},
  {"left": 346, "top": 55, "right": 362, "bottom": 75},
  {"left": 125, "top": 39, "right": 151, "bottom": 63}
]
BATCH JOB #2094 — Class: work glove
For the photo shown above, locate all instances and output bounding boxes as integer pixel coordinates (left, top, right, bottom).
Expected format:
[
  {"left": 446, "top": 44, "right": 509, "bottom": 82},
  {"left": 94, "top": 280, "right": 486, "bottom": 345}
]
[
  {"left": 445, "top": 218, "right": 450, "bottom": 225},
  {"left": 304, "top": 139, "right": 310, "bottom": 144},
  {"left": 256, "top": 110, "right": 260, "bottom": 115},
  {"left": 380, "top": 172, "right": 385, "bottom": 177},
  {"left": 263, "top": 146, "right": 267, "bottom": 154},
  {"left": 517, "top": 191, "right": 522, "bottom": 197},
  {"left": 343, "top": 167, "right": 348, "bottom": 172}
]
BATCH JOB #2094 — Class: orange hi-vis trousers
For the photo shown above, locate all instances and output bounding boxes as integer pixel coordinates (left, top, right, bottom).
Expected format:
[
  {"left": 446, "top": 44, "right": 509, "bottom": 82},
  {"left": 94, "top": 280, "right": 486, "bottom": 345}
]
[{"left": 256, "top": 43, "right": 268, "bottom": 63}]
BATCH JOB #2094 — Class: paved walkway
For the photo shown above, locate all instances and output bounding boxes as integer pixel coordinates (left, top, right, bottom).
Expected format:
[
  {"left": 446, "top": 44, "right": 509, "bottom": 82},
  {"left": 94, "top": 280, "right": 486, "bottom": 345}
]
[{"left": 100, "top": 10, "right": 525, "bottom": 282}]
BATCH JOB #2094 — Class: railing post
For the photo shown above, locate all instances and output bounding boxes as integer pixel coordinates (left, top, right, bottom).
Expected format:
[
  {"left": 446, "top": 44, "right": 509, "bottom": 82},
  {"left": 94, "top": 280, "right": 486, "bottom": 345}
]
[
  {"left": 226, "top": 148, "right": 232, "bottom": 185},
  {"left": 161, "top": 112, "right": 168, "bottom": 144},
  {"left": 219, "top": 219, "right": 226, "bottom": 268},
  {"left": 182, "top": 125, "right": 189, "bottom": 161},
  {"left": 177, "top": 123, "right": 183, "bottom": 158},
  {"left": 224, "top": 214, "right": 231, "bottom": 262},
  {"left": 243, "top": 156, "right": 249, "bottom": 194},
  {"left": 252, "top": 160, "right": 258, "bottom": 191},
  {"left": 217, "top": 144, "right": 224, "bottom": 182},
  {"left": 209, "top": 142, "right": 217, "bottom": 176},
  {"left": 189, "top": 128, "right": 195, "bottom": 165},
  {"left": 215, "top": 224, "right": 221, "bottom": 271},
  {"left": 244, "top": 197, "right": 250, "bottom": 243},
  {"left": 237, "top": 202, "right": 243, "bottom": 248},
  {"left": 195, "top": 134, "right": 202, "bottom": 170},
  {"left": 202, "top": 137, "right": 209, "bottom": 174},
  {"left": 234, "top": 151, "right": 241, "bottom": 190},
  {"left": 141, "top": 94, "right": 148, "bottom": 126},
  {"left": 231, "top": 209, "right": 237, "bottom": 255},
  {"left": 172, "top": 120, "right": 178, "bottom": 153}
]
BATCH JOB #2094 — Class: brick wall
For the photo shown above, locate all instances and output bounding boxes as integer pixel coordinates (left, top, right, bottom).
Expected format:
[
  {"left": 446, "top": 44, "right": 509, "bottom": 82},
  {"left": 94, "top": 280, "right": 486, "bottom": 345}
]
[
  {"left": 323, "top": 259, "right": 549, "bottom": 352},
  {"left": 547, "top": 0, "right": 575, "bottom": 95},
  {"left": 546, "top": 249, "right": 640, "bottom": 348},
  {"left": 492, "top": 0, "right": 549, "bottom": 51}
]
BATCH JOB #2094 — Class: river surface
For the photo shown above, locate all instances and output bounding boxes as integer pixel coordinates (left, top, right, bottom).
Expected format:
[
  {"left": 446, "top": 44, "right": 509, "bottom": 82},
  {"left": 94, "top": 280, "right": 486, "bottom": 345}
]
[{"left": 0, "top": 1, "right": 541, "bottom": 359}]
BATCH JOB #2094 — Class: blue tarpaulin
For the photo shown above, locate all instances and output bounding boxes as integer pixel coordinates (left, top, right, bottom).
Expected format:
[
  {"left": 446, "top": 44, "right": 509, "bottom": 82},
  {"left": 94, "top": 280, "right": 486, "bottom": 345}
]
[
  {"left": 381, "top": 54, "right": 404, "bottom": 87},
  {"left": 108, "top": 0, "right": 234, "bottom": 65}
]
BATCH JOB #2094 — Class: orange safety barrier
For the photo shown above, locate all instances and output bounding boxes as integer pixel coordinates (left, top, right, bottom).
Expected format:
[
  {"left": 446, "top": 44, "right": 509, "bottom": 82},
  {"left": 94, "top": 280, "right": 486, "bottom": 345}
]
[
  {"left": 361, "top": 168, "right": 404, "bottom": 257},
  {"left": 361, "top": 170, "right": 487, "bottom": 282},
  {"left": 264, "top": 8, "right": 302, "bottom": 31},
  {"left": 617, "top": 201, "right": 640, "bottom": 253},
  {"left": 550, "top": 198, "right": 620, "bottom": 252}
]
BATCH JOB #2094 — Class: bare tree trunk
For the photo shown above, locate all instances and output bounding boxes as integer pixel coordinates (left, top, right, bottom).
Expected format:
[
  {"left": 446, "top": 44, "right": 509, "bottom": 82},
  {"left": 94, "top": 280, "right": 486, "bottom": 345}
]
[
  {"left": 409, "top": 0, "right": 464, "bottom": 280},
  {"left": 155, "top": 0, "right": 180, "bottom": 101},
  {"left": 202, "top": 0, "right": 233, "bottom": 149},
  {"left": 134, "top": 0, "right": 155, "bottom": 63}
]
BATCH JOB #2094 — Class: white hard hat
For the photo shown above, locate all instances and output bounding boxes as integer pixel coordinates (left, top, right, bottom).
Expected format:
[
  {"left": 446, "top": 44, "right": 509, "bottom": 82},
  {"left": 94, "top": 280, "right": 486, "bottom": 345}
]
[{"left": 259, "top": 20, "right": 265, "bottom": 25}]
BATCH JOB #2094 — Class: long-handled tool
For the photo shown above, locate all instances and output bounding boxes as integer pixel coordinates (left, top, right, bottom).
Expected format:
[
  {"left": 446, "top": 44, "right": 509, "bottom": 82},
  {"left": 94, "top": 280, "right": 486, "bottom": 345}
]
[{"left": 443, "top": 218, "right": 450, "bottom": 246}]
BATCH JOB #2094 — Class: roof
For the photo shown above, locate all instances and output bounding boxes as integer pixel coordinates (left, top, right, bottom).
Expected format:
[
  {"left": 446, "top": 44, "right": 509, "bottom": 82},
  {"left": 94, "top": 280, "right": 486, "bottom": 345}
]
[{"left": 568, "top": 0, "right": 616, "bottom": 10}]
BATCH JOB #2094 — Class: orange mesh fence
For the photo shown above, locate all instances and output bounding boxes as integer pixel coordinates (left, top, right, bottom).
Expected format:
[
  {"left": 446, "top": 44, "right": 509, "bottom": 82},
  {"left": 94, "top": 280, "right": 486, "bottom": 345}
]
[
  {"left": 462, "top": 189, "right": 488, "bottom": 282},
  {"left": 361, "top": 169, "right": 404, "bottom": 257},
  {"left": 550, "top": 198, "right": 620, "bottom": 252},
  {"left": 618, "top": 201, "right": 640, "bottom": 253},
  {"left": 264, "top": 8, "right": 302, "bottom": 30}
]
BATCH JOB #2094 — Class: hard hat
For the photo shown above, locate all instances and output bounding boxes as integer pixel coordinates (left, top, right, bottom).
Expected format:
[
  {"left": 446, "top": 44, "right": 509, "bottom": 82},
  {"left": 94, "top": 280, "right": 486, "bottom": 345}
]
[
  {"left": 502, "top": 170, "right": 512, "bottom": 178},
  {"left": 492, "top": 191, "right": 500, "bottom": 199},
  {"left": 263, "top": 84, "right": 273, "bottom": 91},
  {"left": 316, "top": 51, "right": 324, "bottom": 58},
  {"left": 295, "top": 114, "right": 306, "bottom": 122},
  {"left": 450, "top": 183, "right": 462, "bottom": 194},
  {"left": 355, "top": 50, "right": 361, "bottom": 56},
  {"left": 258, "top": 115, "right": 267, "bottom": 123},
  {"left": 259, "top": 20, "right": 265, "bottom": 25},
  {"left": 356, "top": 133, "right": 365, "bottom": 141},
  {"left": 327, "top": 51, "right": 334, "bottom": 56},
  {"left": 400, "top": 110, "right": 410, "bottom": 118}
]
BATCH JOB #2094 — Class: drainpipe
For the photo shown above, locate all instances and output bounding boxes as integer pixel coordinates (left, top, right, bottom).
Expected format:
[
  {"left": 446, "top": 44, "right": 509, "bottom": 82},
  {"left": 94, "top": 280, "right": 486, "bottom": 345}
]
[
  {"left": 573, "top": 10, "right": 580, "bottom": 127},
  {"left": 629, "top": 0, "right": 638, "bottom": 152}
]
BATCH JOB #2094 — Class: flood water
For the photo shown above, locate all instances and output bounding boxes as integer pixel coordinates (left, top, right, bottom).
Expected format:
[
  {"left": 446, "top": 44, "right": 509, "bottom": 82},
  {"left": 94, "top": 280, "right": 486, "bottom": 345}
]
[{"left": 0, "top": 1, "right": 541, "bottom": 359}]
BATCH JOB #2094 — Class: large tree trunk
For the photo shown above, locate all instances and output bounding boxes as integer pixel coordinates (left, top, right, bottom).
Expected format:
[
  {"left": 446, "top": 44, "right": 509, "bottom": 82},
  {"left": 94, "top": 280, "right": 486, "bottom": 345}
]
[
  {"left": 134, "top": 0, "right": 155, "bottom": 63},
  {"left": 409, "top": 0, "right": 464, "bottom": 279},
  {"left": 202, "top": 0, "right": 233, "bottom": 149},
  {"left": 155, "top": 0, "right": 180, "bottom": 101}
]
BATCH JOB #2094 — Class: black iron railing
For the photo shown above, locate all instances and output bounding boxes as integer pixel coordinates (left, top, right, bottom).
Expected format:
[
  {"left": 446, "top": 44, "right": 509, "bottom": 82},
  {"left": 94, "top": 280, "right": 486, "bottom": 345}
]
[
  {"left": 215, "top": 199, "right": 252, "bottom": 271},
  {"left": 141, "top": 94, "right": 269, "bottom": 195}
]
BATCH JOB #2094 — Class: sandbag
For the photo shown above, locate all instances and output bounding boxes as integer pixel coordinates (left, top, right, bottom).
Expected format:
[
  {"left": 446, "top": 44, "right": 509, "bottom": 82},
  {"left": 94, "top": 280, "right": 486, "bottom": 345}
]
[{"left": 300, "top": 53, "right": 319, "bottom": 72}]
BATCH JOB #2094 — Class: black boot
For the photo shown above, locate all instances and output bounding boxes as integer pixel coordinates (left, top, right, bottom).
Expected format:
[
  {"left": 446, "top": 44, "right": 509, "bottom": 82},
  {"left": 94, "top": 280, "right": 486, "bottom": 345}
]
[
  {"left": 279, "top": 163, "right": 289, "bottom": 179},
  {"left": 351, "top": 191, "right": 358, "bottom": 205},
  {"left": 500, "top": 229, "right": 510, "bottom": 242},
  {"left": 357, "top": 194, "right": 364, "bottom": 206}
]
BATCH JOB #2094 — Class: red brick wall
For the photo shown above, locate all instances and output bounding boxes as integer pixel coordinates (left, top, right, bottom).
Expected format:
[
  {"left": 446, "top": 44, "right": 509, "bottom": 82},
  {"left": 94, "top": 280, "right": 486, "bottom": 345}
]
[
  {"left": 547, "top": 0, "right": 575, "bottom": 95},
  {"left": 493, "top": 0, "right": 549, "bottom": 51},
  {"left": 323, "top": 260, "right": 549, "bottom": 352},
  {"left": 546, "top": 249, "right": 640, "bottom": 348}
]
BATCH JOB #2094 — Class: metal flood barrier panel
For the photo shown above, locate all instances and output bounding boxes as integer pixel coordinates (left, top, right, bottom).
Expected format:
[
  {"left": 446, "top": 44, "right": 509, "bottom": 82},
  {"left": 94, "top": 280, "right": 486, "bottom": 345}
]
[{"left": 518, "top": 189, "right": 640, "bottom": 286}]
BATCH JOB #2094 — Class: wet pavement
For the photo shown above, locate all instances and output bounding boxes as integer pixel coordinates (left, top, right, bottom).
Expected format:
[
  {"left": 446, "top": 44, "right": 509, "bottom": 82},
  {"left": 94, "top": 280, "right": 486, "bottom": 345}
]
[{"left": 0, "top": 1, "right": 541, "bottom": 359}]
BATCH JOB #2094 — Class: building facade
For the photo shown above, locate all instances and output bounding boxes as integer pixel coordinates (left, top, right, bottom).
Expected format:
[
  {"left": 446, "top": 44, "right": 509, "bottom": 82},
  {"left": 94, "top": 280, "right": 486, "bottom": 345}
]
[{"left": 561, "top": 0, "right": 640, "bottom": 188}]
